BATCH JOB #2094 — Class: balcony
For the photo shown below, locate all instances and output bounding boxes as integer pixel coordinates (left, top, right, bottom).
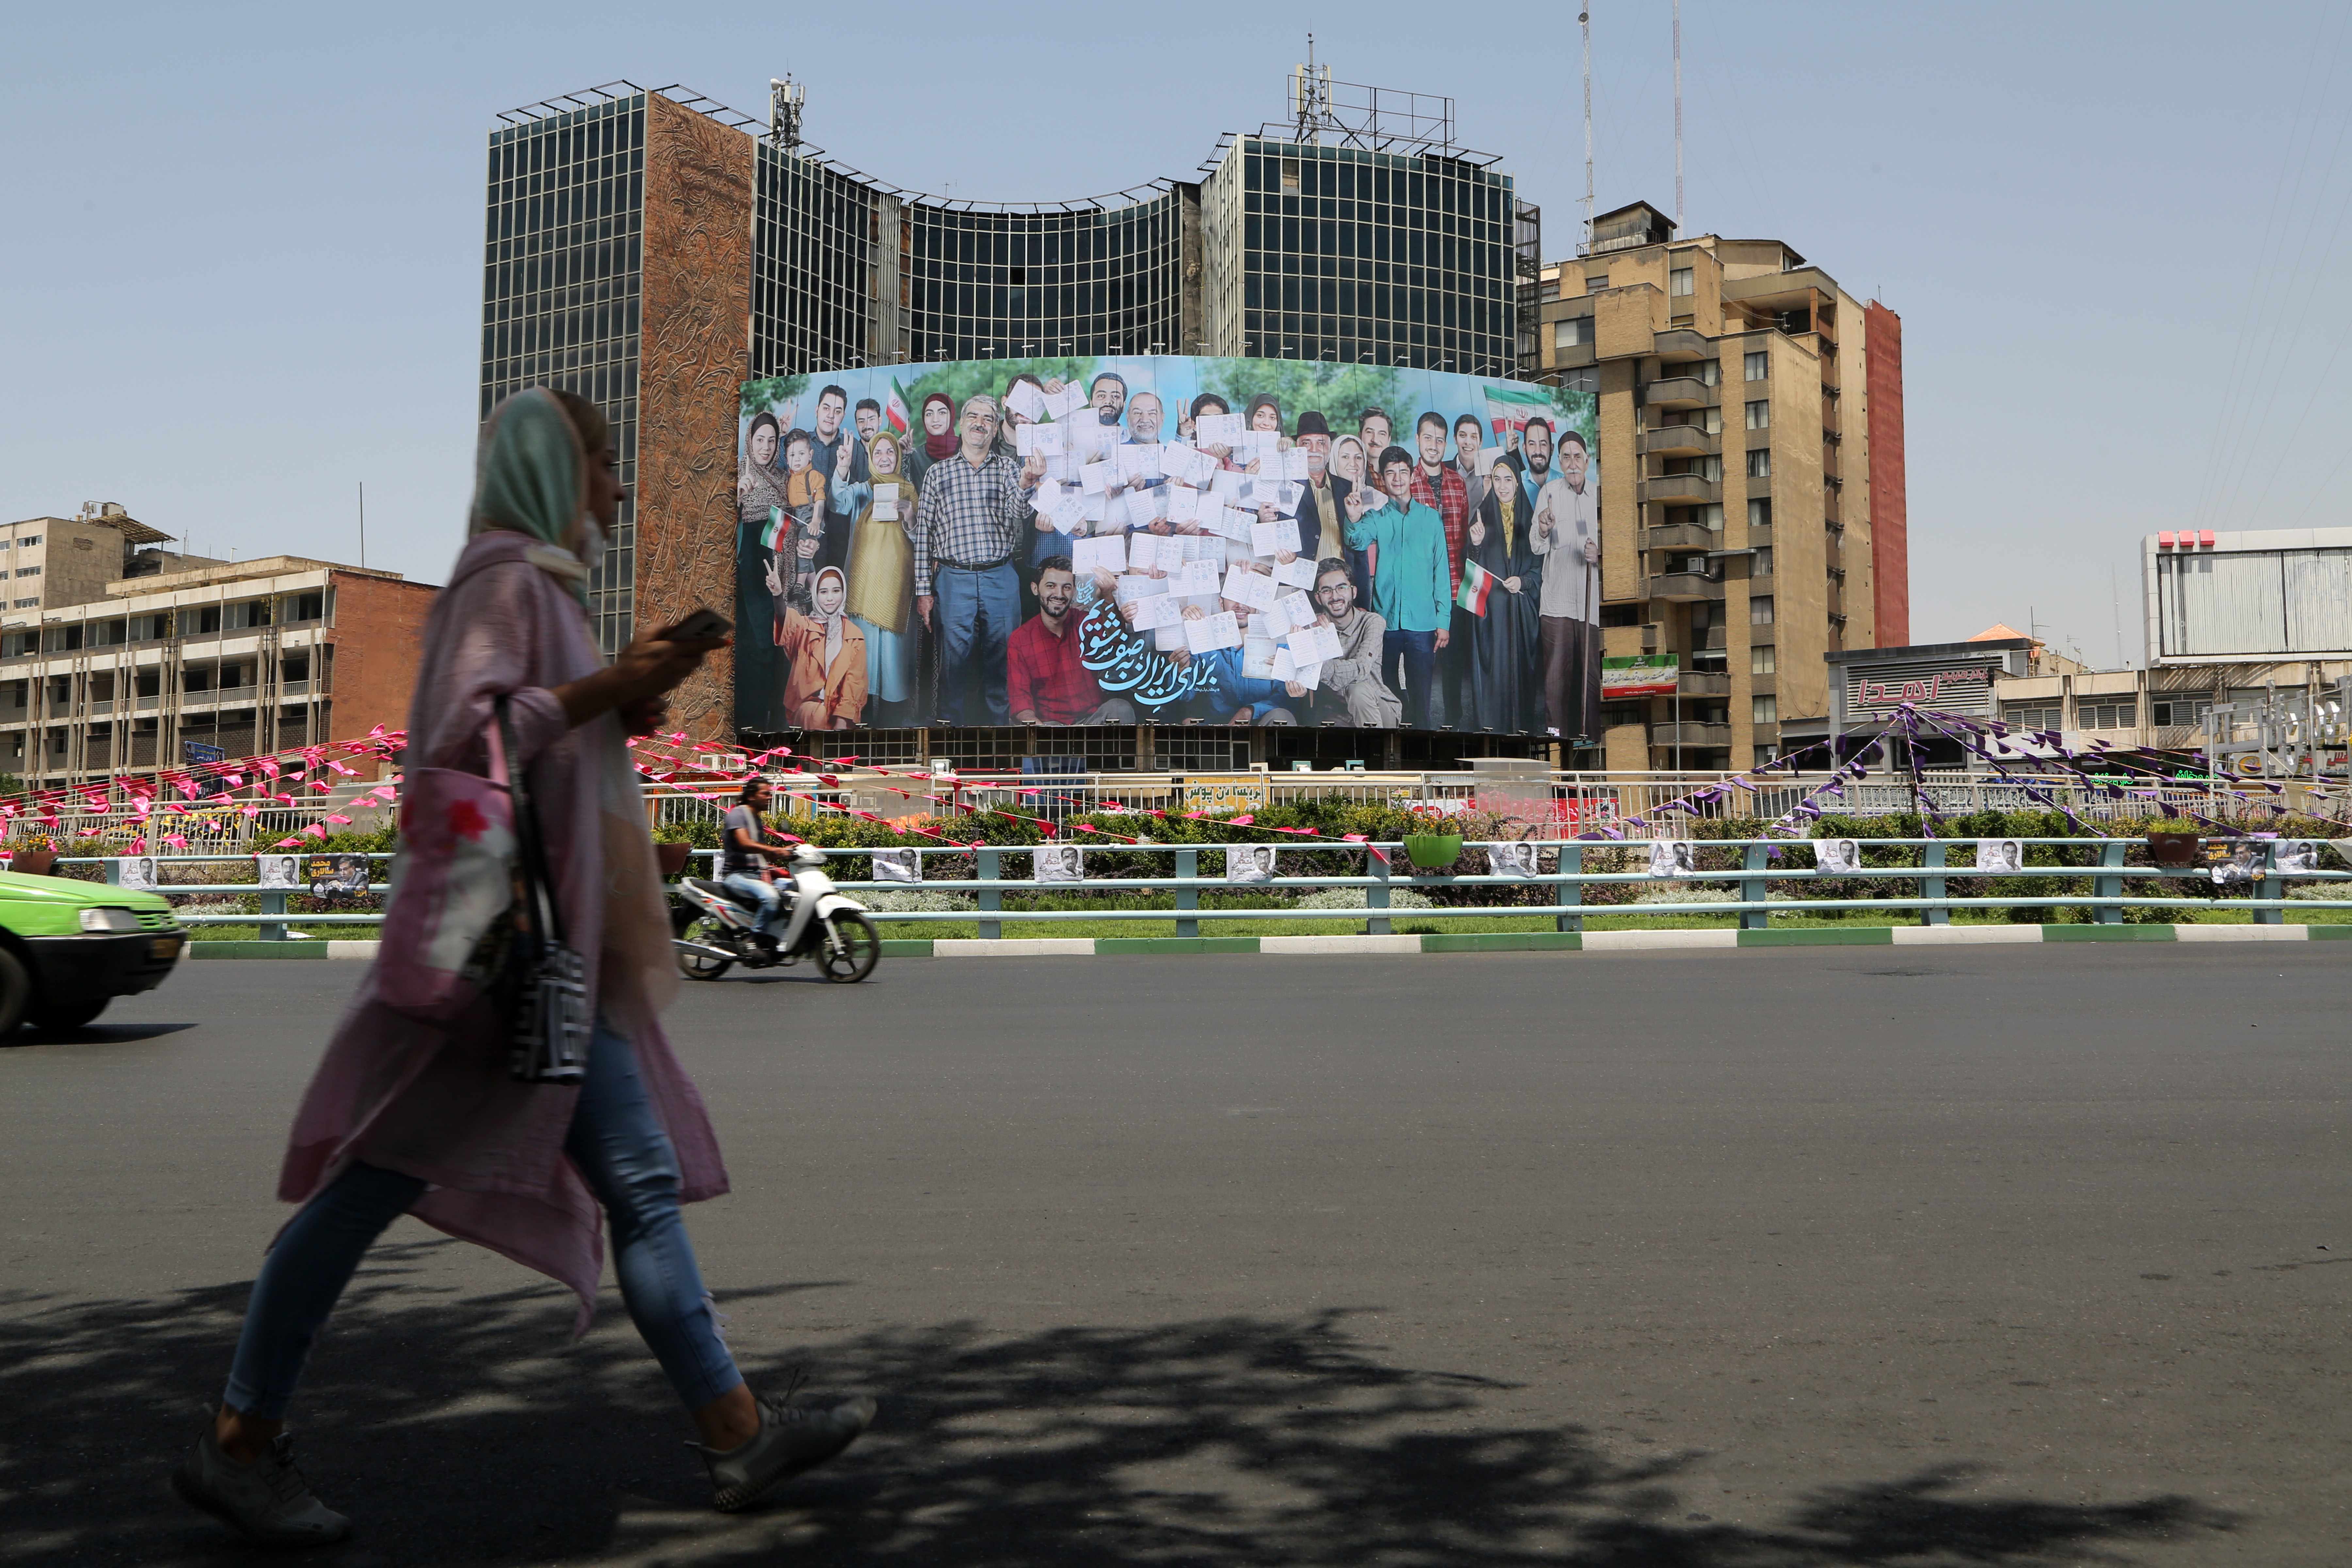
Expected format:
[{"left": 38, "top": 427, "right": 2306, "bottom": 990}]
[
  {"left": 1651, "top": 721, "right": 1732, "bottom": 748},
  {"left": 1645, "top": 521, "right": 1720, "bottom": 552},
  {"left": 1676, "top": 671, "right": 1729, "bottom": 697},
  {"left": 1650, "top": 570, "right": 1725, "bottom": 602},
  {"left": 1701, "top": 626, "right": 1727, "bottom": 650},
  {"left": 281, "top": 678, "right": 310, "bottom": 696},
  {"left": 1644, "top": 376, "right": 1717, "bottom": 409},
  {"left": 1652, "top": 327, "right": 1711, "bottom": 362},
  {"left": 1640, "top": 622, "right": 1664, "bottom": 653},
  {"left": 1643, "top": 472, "right": 1719, "bottom": 506},
  {"left": 1641, "top": 424, "right": 1718, "bottom": 458}
]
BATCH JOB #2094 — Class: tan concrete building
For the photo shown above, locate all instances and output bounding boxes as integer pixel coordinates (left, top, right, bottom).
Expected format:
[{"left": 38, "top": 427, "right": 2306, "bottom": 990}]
[
  {"left": 1520, "top": 201, "right": 1908, "bottom": 772},
  {"left": 0, "top": 512, "right": 435, "bottom": 791}
]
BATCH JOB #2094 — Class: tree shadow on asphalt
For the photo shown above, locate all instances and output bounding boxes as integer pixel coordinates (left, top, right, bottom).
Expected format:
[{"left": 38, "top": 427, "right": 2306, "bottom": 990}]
[{"left": 0, "top": 1239, "right": 2237, "bottom": 1567}]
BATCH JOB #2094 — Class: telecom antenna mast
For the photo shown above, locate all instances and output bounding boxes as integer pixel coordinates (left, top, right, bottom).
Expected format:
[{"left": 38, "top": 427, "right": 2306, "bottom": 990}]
[
  {"left": 1290, "top": 36, "right": 1335, "bottom": 144},
  {"left": 1672, "top": 0, "right": 1684, "bottom": 229},
  {"left": 1580, "top": 7, "right": 1595, "bottom": 250},
  {"left": 768, "top": 75, "right": 804, "bottom": 149}
]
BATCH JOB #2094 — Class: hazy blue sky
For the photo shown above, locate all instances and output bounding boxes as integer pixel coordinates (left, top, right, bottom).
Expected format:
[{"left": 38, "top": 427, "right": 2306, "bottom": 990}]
[{"left": 5, "top": 1, "right": 2347, "bottom": 664}]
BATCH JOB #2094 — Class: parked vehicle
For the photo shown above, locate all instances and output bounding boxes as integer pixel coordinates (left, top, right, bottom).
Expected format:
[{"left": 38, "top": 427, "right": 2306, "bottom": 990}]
[
  {"left": 669, "top": 845, "right": 880, "bottom": 983},
  {"left": 0, "top": 868, "right": 185, "bottom": 1030}
]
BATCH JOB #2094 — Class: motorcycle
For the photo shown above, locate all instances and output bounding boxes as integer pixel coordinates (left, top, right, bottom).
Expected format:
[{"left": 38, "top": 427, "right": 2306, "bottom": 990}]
[{"left": 670, "top": 844, "right": 881, "bottom": 983}]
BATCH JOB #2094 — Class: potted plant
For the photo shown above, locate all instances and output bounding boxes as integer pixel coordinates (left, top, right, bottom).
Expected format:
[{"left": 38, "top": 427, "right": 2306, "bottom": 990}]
[
  {"left": 6, "top": 835, "right": 57, "bottom": 877},
  {"left": 2144, "top": 825, "right": 2201, "bottom": 867},
  {"left": 1401, "top": 804, "right": 1462, "bottom": 871}
]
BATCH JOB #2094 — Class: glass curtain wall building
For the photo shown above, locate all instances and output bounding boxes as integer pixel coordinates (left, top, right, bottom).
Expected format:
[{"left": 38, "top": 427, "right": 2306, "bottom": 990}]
[{"left": 480, "top": 91, "right": 650, "bottom": 654}]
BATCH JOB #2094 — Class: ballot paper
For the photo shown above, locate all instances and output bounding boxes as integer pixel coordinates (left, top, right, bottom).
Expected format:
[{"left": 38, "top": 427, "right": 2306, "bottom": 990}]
[
  {"left": 1070, "top": 419, "right": 1118, "bottom": 457},
  {"left": 1031, "top": 477, "right": 1061, "bottom": 510},
  {"left": 1209, "top": 470, "right": 1244, "bottom": 503},
  {"left": 1126, "top": 533, "right": 1164, "bottom": 573},
  {"left": 1258, "top": 598, "right": 1294, "bottom": 639},
  {"left": 1270, "top": 480, "right": 1303, "bottom": 516},
  {"left": 1242, "top": 636, "right": 1279, "bottom": 679},
  {"left": 1153, "top": 622, "right": 1188, "bottom": 651},
  {"left": 1221, "top": 566, "right": 1276, "bottom": 611},
  {"left": 1119, "top": 443, "right": 1164, "bottom": 483},
  {"left": 1212, "top": 506, "right": 1258, "bottom": 543},
  {"left": 1048, "top": 494, "right": 1086, "bottom": 533},
  {"left": 1251, "top": 517, "right": 1302, "bottom": 558},
  {"left": 1167, "top": 445, "right": 1219, "bottom": 487},
  {"left": 1030, "top": 421, "right": 1066, "bottom": 457},
  {"left": 1015, "top": 423, "right": 1041, "bottom": 456},
  {"left": 1196, "top": 412, "right": 1244, "bottom": 446},
  {"left": 1286, "top": 621, "right": 1343, "bottom": 664},
  {"left": 1129, "top": 591, "right": 1187, "bottom": 629},
  {"left": 1072, "top": 535, "right": 1126, "bottom": 576},
  {"left": 1288, "top": 657, "right": 1324, "bottom": 691},
  {"left": 1272, "top": 590, "right": 1315, "bottom": 629},
  {"left": 1165, "top": 484, "right": 1201, "bottom": 525},
  {"left": 1283, "top": 447, "right": 1314, "bottom": 481},
  {"left": 872, "top": 491, "right": 899, "bottom": 522},
  {"left": 1358, "top": 485, "right": 1391, "bottom": 511},
  {"left": 1184, "top": 610, "right": 1244, "bottom": 654},
  {"left": 1478, "top": 446, "right": 1510, "bottom": 480},
  {"left": 1079, "top": 490, "right": 1107, "bottom": 526},
  {"left": 1244, "top": 431, "right": 1282, "bottom": 466},
  {"left": 1043, "top": 381, "right": 1088, "bottom": 419},
  {"left": 1167, "top": 559, "right": 1221, "bottom": 597},
  {"left": 1098, "top": 490, "right": 1129, "bottom": 531},
  {"left": 1005, "top": 380, "right": 1048, "bottom": 423},
  {"left": 1077, "top": 461, "right": 1109, "bottom": 495},
  {"left": 1271, "top": 556, "right": 1318, "bottom": 590}
]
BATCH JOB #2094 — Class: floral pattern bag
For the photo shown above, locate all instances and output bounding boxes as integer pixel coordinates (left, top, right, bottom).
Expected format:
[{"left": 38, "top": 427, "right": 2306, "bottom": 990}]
[{"left": 374, "top": 716, "right": 520, "bottom": 1023}]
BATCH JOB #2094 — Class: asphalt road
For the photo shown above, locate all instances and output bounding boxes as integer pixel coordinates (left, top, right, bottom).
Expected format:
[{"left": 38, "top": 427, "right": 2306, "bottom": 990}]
[{"left": 2, "top": 945, "right": 2344, "bottom": 1566}]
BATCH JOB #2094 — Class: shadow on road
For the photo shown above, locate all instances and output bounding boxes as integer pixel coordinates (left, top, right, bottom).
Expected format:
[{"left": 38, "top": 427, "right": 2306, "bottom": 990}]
[
  {"left": 2, "top": 1020, "right": 199, "bottom": 1050},
  {"left": 0, "top": 1239, "right": 2237, "bottom": 1566}
]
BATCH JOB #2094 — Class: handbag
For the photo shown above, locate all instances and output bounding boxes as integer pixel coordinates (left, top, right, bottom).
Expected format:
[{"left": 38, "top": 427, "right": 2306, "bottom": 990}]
[
  {"left": 374, "top": 710, "right": 522, "bottom": 1024},
  {"left": 497, "top": 698, "right": 591, "bottom": 1085}
]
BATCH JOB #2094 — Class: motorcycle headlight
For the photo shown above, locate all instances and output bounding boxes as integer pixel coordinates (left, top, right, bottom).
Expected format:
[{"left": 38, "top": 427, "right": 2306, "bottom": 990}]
[{"left": 79, "top": 907, "right": 142, "bottom": 934}]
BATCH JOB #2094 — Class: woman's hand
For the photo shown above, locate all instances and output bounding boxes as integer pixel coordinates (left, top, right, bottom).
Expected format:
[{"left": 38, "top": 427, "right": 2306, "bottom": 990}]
[
  {"left": 619, "top": 695, "right": 669, "bottom": 736},
  {"left": 1469, "top": 515, "right": 1486, "bottom": 547},
  {"left": 554, "top": 626, "right": 726, "bottom": 728},
  {"left": 1503, "top": 575, "right": 1524, "bottom": 594}
]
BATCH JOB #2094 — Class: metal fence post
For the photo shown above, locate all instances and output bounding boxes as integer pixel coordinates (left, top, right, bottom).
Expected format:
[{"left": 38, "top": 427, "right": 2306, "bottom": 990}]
[
  {"left": 2255, "top": 840, "right": 2284, "bottom": 925},
  {"left": 260, "top": 887, "right": 287, "bottom": 941},
  {"left": 1175, "top": 847, "right": 1198, "bottom": 939},
  {"left": 1919, "top": 841, "right": 1948, "bottom": 927},
  {"left": 1367, "top": 846, "right": 1392, "bottom": 936},
  {"left": 1741, "top": 843, "right": 1771, "bottom": 930},
  {"left": 2095, "top": 840, "right": 2127, "bottom": 924},
  {"left": 1556, "top": 844, "right": 1584, "bottom": 934},
  {"left": 977, "top": 847, "right": 1001, "bottom": 940}
]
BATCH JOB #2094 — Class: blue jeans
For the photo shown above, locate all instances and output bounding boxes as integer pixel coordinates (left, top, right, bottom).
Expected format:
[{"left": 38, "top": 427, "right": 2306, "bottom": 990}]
[
  {"left": 1382, "top": 628, "right": 1439, "bottom": 729},
  {"left": 223, "top": 1019, "right": 741, "bottom": 1421},
  {"left": 721, "top": 872, "right": 783, "bottom": 935},
  {"left": 934, "top": 562, "right": 1020, "bottom": 725}
]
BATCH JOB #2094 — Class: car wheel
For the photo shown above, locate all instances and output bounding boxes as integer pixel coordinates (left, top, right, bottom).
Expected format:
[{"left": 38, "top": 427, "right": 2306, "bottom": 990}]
[
  {"left": 0, "top": 948, "right": 33, "bottom": 1034},
  {"left": 30, "top": 997, "right": 109, "bottom": 1031}
]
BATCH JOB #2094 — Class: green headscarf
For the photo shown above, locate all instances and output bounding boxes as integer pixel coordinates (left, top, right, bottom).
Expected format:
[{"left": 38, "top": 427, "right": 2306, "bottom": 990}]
[{"left": 469, "top": 388, "right": 593, "bottom": 601}]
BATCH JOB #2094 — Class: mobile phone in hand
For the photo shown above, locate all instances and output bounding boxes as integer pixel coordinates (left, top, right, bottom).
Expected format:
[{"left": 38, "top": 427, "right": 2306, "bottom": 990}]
[{"left": 662, "top": 607, "right": 733, "bottom": 642}]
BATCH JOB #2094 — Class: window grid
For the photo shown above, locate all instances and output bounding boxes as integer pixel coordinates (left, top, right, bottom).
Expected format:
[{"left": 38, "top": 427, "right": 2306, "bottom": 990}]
[{"left": 480, "top": 95, "right": 646, "bottom": 654}]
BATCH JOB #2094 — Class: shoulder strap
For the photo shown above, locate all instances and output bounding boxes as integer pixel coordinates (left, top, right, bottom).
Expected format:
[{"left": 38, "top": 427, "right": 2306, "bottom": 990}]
[{"left": 495, "top": 695, "right": 567, "bottom": 946}]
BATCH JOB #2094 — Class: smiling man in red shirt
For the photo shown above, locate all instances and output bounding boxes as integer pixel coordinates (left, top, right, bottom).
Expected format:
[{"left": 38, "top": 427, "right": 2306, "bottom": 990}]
[{"left": 1007, "top": 557, "right": 1138, "bottom": 726}]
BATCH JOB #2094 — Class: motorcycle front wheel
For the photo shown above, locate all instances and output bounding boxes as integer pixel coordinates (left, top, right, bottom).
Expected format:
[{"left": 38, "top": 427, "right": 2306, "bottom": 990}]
[
  {"left": 816, "top": 911, "right": 881, "bottom": 983},
  {"left": 673, "top": 908, "right": 736, "bottom": 981}
]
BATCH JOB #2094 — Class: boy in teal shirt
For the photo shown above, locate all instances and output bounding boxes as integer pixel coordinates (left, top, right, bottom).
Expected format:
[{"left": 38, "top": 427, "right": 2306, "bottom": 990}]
[{"left": 1342, "top": 445, "right": 1454, "bottom": 727}]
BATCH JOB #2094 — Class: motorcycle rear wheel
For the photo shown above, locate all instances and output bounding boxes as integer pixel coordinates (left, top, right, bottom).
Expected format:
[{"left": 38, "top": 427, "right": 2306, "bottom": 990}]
[
  {"left": 673, "top": 909, "right": 736, "bottom": 981},
  {"left": 816, "top": 911, "right": 880, "bottom": 983}
]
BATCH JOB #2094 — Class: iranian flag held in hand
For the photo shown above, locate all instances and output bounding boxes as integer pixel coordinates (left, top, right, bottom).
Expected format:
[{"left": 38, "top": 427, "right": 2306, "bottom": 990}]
[{"left": 1457, "top": 558, "right": 1497, "bottom": 617}]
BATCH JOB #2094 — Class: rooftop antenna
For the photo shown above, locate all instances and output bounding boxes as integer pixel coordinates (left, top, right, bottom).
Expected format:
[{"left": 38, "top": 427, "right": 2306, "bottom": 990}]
[
  {"left": 1580, "top": 6, "right": 1595, "bottom": 251},
  {"left": 1290, "top": 37, "right": 1333, "bottom": 145},
  {"left": 1673, "top": 0, "right": 1684, "bottom": 230},
  {"left": 768, "top": 75, "right": 804, "bottom": 150}
]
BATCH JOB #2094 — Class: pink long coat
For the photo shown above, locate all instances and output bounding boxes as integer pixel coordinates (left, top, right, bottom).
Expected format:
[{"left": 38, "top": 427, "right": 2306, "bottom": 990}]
[{"left": 278, "top": 531, "right": 727, "bottom": 1327}]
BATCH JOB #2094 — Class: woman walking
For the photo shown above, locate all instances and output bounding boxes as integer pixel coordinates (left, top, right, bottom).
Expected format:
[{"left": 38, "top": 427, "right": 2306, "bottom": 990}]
[{"left": 169, "top": 388, "right": 874, "bottom": 1548}]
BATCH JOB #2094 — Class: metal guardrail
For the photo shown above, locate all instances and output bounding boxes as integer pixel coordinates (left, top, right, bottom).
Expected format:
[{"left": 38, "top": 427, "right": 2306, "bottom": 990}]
[{"left": 50, "top": 843, "right": 2351, "bottom": 941}]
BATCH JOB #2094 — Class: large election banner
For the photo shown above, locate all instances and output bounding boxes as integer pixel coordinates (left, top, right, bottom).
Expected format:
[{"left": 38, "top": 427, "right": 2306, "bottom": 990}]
[{"left": 736, "top": 355, "right": 1598, "bottom": 737}]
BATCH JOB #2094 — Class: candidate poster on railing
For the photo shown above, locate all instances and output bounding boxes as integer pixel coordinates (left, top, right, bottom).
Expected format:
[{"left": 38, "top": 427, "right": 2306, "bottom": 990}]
[{"left": 735, "top": 355, "right": 1597, "bottom": 739}]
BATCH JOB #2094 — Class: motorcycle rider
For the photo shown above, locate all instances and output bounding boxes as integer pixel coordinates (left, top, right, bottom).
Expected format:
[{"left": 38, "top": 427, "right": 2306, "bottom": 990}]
[{"left": 720, "top": 778, "right": 794, "bottom": 947}]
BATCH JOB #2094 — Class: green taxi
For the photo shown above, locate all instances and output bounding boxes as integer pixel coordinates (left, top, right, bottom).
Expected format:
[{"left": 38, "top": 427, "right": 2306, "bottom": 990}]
[{"left": 0, "top": 870, "right": 185, "bottom": 1031}]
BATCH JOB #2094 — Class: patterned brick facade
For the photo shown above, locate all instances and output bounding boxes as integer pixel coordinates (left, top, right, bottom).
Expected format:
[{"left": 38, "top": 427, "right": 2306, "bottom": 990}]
[{"left": 634, "top": 94, "right": 753, "bottom": 741}]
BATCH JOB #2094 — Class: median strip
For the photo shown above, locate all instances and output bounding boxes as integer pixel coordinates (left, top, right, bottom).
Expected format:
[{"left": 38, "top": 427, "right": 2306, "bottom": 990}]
[{"left": 183, "top": 924, "right": 2344, "bottom": 961}]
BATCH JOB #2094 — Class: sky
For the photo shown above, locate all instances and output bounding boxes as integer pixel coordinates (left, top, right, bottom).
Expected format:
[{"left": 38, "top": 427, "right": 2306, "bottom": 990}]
[{"left": 5, "top": 1, "right": 2349, "bottom": 666}]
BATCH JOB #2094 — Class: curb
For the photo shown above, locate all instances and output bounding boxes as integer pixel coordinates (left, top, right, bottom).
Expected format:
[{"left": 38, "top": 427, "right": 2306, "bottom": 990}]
[{"left": 180, "top": 925, "right": 2348, "bottom": 960}]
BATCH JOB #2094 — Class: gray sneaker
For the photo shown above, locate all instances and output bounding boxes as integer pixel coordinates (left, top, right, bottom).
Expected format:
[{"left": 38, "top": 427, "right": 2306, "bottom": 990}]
[
  {"left": 697, "top": 1393, "right": 877, "bottom": 1512},
  {"left": 170, "top": 1423, "right": 352, "bottom": 1547}
]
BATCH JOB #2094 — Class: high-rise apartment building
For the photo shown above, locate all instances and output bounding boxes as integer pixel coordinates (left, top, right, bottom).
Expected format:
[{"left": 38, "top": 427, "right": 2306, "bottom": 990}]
[
  {"left": 481, "top": 79, "right": 1531, "bottom": 744},
  {"left": 1521, "top": 202, "right": 1907, "bottom": 771}
]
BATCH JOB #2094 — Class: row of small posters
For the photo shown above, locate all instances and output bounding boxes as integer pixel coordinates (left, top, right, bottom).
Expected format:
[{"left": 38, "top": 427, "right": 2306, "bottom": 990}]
[
  {"left": 114, "top": 853, "right": 372, "bottom": 898},
  {"left": 870, "top": 844, "right": 1546, "bottom": 886},
  {"left": 1647, "top": 838, "right": 2341, "bottom": 882}
]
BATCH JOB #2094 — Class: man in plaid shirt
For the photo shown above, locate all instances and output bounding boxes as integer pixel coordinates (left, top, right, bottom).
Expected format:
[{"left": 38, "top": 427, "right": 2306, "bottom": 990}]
[
  {"left": 913, "top": 395, "right": 1044, "bottom": 724},
  {"left": 1410, "top": 410, "right": 1472, "bottom": 726}
]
